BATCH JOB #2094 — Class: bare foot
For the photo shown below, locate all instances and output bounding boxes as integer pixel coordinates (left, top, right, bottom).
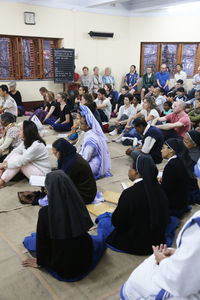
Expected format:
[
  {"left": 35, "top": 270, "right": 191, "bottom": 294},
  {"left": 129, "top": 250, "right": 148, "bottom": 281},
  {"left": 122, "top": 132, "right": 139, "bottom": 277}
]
[{"left": 22, "top": 258, "right": 39, "bottom": 268}]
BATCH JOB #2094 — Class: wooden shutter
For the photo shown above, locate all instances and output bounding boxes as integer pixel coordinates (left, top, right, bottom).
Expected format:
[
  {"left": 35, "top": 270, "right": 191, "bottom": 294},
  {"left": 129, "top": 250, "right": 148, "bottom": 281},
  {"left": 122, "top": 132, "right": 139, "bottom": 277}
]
[
  {"left": 11, "top": 37, "right": 21, "bottom": 79},
  {"left": 194, "top": 44, "right": 200, "bottom": 75},
  {"left": 34, "top": 38, "right": 43, "bottom": 79},
  {"left": 49, "top": 40, "right": 56, "bottom": 77}
]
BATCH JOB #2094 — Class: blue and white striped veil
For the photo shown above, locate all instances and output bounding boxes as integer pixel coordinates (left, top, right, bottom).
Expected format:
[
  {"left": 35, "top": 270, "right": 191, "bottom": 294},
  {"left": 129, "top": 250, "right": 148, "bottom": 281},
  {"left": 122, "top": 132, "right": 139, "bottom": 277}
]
[
  {"left": 80, "top": 105, "right": 111, "bottom": 179},
  {"left": 80, "top": 105, "right": 108, "bottom": 142}
]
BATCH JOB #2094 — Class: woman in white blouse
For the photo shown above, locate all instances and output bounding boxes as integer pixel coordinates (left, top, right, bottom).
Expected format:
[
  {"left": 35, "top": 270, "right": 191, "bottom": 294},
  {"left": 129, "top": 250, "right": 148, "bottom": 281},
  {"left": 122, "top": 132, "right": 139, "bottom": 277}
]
[{"left": 0, "top": 120, "right": 51, "bottom": 188}]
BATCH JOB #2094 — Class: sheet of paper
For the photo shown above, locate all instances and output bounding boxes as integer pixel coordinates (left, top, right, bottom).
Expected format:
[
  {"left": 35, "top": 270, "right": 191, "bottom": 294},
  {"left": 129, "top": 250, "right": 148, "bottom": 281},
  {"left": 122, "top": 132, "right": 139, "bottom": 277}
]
[
  {"left": 29, "top": 175, "right": 46, "bottom": 187},
  {"left": 121, "top": 182, "right": 128, "bottom": 190},
  {"left": 158, "top": 171, "right": 163, "bottom": 178},
  {"left": 121, "top": 181, "right": 134, "bottom": 190}
]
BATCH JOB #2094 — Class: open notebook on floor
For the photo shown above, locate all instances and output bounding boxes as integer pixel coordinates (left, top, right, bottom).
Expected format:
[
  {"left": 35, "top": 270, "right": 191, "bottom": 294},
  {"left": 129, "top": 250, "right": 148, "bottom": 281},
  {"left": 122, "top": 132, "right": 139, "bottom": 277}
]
[
  {"left": 29, "top": 175, "right": 46, "bottom": 187},
  {"left": 87, "top": 203, "right": 115, "bottom": 216}
]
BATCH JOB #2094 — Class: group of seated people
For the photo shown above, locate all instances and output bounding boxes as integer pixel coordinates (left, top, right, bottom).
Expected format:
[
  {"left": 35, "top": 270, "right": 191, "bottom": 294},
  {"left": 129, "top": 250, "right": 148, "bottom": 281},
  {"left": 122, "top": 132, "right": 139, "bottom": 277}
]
[{"left": 0, "top": 62, "right": 200, "bottom": 299}]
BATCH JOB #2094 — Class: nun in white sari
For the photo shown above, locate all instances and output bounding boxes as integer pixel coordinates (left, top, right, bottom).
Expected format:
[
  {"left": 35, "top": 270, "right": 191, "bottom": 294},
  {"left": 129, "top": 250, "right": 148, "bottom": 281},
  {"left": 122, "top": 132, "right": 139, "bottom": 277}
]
[
  {"left": 121, "top": 159, "right": 200, "bottom": 300},
  {"left": 121, "top": 210, "right": 200, "bottom": 300}
]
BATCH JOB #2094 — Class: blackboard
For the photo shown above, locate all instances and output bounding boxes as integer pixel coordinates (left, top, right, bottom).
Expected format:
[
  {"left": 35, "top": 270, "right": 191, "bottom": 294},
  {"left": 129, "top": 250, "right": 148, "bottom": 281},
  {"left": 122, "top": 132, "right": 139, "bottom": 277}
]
[{"left": 53, "top": 48, "right": 74, "bottom": 83}]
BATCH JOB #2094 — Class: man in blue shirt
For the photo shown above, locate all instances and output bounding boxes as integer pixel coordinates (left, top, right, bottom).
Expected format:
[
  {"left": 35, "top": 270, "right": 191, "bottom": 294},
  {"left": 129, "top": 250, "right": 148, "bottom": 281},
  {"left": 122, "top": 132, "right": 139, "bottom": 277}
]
[{"left": 156, "top": 64, "right": 170, "bottom": 94}]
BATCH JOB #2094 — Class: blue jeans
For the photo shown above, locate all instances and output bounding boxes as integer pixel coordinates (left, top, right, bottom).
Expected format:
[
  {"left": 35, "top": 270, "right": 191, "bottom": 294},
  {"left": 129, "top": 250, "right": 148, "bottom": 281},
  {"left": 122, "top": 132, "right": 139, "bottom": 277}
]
[{"left": 46, "top": 118, "right": 71, "bottom": 132}]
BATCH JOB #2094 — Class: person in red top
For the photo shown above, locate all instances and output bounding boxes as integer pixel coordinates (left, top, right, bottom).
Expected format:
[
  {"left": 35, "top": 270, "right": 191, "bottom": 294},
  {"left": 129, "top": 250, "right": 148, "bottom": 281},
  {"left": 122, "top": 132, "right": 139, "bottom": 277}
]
[
  {"left": 65, "top": 66, "right": 81, "bottom": 98},
  {"left": 152, "top": 100, "right": 191, "bottom": 140}
]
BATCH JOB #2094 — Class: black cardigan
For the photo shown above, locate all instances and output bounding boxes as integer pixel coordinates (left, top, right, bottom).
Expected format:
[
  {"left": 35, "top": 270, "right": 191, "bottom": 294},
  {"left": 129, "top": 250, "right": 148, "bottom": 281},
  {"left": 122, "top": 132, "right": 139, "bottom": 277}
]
[
  {"left": 68, "top": 154, "right": 97, "bottom": 204},
  {"left": 106, "top": 180, "right": 168, "bottom": 255},
  {"left": 36, "top": 207, "right": 93, "bottom": 279}
]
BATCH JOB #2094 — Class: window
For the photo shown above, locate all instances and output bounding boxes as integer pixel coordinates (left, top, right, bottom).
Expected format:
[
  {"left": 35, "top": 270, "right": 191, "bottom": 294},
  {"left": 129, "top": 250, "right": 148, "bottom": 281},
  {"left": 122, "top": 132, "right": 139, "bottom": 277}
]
[
  {"left": 140, "top": 42, "right": 200, "bottom": 77},
  {"left": 161, "top": 44, "right": 178, "bottom": 76},
  {"left": 0, "top": 35, "right": 60, "bottom": 80}
]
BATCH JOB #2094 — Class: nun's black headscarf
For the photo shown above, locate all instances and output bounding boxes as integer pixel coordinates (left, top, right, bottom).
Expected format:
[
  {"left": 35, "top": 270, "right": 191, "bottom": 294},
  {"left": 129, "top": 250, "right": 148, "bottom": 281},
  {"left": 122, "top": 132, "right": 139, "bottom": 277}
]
[
  {"left": 52, "top": 138, "right": 78, "bottom": 174},
  {"left": 45, "top": 170, "right": 93, "bottom": 239},
  {"left": 131, "top": 152, "right": 169, "bottom": 231},
  {"left": 186, "top": 130, "right": 200, "bottom": 146},
  {"left": 165, "top": 138, "right": 194, "bottom": 179}
]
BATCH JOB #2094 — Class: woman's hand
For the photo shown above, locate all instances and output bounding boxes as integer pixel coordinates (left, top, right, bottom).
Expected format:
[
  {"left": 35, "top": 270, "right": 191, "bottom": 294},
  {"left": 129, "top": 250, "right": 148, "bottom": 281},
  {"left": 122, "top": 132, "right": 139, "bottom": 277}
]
[
  {"left": 22, "top": 258, "right": 39, "bottom": 268},
  {"left": 153, "top": 244, "right": 175, "bottom": 265},
  {"left": 0, "top": 163, "right": 5, "bottom": 170},
  {"left": 152, "top": 245, "right": 166, "bottom": 265}
]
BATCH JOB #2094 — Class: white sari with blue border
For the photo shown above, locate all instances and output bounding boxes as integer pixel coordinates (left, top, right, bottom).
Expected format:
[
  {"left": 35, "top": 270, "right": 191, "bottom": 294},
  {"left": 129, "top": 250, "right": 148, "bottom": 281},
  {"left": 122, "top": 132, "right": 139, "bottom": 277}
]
[
  {"left": 80, "top": 105, "right": 112, "bottom": 180},
  {"left": 121, "top": 210, "right": 200, "bottom": 300}
]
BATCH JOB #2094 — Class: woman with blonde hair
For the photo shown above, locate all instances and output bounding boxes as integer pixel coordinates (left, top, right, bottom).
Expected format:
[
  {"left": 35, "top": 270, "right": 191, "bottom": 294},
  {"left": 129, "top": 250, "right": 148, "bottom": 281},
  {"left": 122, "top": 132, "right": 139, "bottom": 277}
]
[
  {"left": 30, "top": 91, "right": 59, "bottom": 123},
  {"left": 102, "top": 67, "right": 115, "bottom": 89}
]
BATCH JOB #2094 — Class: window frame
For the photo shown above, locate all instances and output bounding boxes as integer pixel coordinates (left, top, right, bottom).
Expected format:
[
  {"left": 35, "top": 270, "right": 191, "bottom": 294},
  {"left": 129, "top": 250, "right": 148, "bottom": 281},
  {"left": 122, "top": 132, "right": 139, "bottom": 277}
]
[
  {"left": 0, "top": 34, "right": 61, "bottom": 81},
  {"left": 140, "top": 42, "right": 200, "bottom": 78}
]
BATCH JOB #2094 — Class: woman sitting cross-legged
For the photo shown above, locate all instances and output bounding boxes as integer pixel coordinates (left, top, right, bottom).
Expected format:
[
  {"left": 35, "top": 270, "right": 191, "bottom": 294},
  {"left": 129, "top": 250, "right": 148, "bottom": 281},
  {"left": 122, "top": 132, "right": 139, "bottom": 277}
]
[
  {"left": 29, "top": 91, "right": 59, "bottom": 124},
  {"left": 0, "top": 112, "right": 21, "bottom": 162},
  {"left": 96, "top": 153, "right": 169, "bottom": 255},
  {"left": 80, "top": 105, "right": 112, "bottom": 180},
  {"left": 52, "top": 138, "right": 97, "bottom": 204},
  {"left": 46, "top": 92, "right": 73, "bottom": 132},
  {"left": 0, "top": 120, "right": 51, "bottom": 188},
  {"left": 23, "top": 170, "right": 107, "bottom": 281}
]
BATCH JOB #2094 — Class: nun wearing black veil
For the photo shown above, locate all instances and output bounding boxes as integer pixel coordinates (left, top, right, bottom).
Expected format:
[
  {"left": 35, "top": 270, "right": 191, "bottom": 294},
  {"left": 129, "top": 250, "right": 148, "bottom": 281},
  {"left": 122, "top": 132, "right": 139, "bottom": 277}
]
[
  {"left": 23, "top": 170, "right": 106, "bottom": 281},
  {"left": 184, "top": 130, "right": 200, "bottom": 163},
  {"left": 96, "top": 153, "right": 169, "bottom": 255},
  {"left": 161, "top": 138, "right": 196, "bottom": 217}
]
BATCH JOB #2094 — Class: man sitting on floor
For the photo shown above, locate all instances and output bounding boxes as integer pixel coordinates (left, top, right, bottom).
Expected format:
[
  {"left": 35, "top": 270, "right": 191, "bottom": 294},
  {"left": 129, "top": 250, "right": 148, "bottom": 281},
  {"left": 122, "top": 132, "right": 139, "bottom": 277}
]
[
  {"left": 126, "top": 117, "right": 163, "bottom": 164},
  {"left": 152, "top": 100, "right": 191, "bottom": 140}
]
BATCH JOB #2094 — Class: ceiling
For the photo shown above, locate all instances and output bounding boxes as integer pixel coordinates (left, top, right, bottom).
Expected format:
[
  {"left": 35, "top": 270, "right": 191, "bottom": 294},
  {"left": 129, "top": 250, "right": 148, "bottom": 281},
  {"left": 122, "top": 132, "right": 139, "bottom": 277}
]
[{"left": 3, "top": 0, "right": 200, "bottom": 16}]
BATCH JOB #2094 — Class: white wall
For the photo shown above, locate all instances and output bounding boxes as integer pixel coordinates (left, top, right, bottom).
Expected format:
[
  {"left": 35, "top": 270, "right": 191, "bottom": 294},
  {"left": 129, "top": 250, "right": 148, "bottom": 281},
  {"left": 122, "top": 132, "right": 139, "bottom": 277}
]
[
  {"left": 0, "top": 2, "right": 130, "bottom": 101},
  {"left": 0, "top": 2, "right": 199, "bottom": 101}
]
